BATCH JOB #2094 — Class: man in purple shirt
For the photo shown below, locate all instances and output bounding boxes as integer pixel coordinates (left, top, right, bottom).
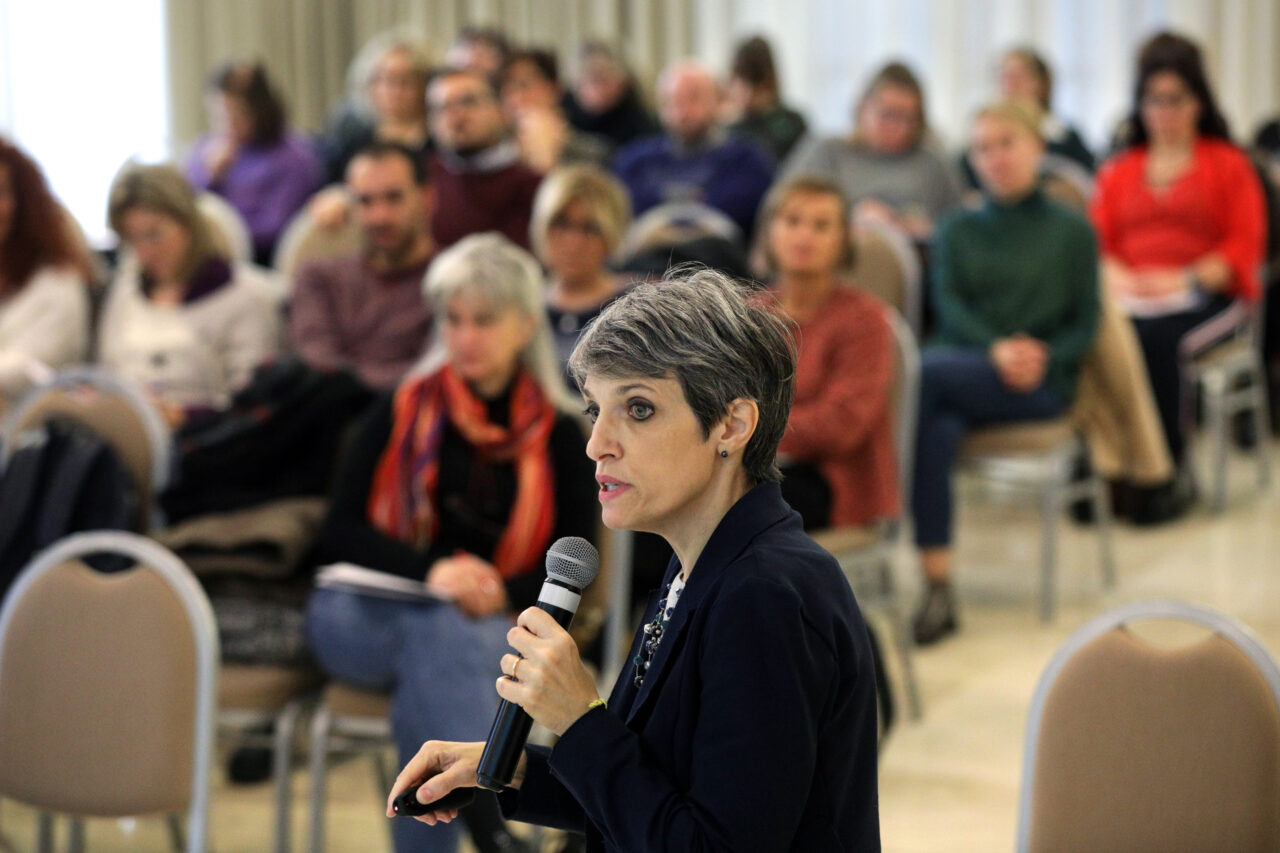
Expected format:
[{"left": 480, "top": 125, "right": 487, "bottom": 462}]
[{"left": 289, "top": 142, "right": 436, "bottom": 390}]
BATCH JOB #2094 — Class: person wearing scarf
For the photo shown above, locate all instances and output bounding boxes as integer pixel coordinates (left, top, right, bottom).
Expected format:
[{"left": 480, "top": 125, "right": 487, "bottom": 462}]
[{"left": 307, "top": 233, "right": 596, "bottom": 853}]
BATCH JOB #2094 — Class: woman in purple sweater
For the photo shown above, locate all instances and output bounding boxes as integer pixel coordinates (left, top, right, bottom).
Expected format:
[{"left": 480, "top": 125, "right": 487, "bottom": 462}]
[{"left": 186, "top": 61, "right": 323, "bottom": 265}]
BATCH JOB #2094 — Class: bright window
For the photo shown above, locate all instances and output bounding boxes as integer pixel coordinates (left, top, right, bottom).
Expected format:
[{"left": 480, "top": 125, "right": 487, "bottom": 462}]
[{"left": 0, "top": 0, "right": 169, "bottom": 248}]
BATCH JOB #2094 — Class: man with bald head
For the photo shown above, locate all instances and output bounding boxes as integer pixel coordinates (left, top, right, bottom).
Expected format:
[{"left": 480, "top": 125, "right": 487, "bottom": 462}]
[{"left": 612, "top": 60, "right": 774, "bottom": 237}]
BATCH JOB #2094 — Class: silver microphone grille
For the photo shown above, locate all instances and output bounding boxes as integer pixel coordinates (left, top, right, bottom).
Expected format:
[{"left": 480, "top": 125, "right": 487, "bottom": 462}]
[{"left": 545, "top": 537, "right": 600, "bottom": 590}]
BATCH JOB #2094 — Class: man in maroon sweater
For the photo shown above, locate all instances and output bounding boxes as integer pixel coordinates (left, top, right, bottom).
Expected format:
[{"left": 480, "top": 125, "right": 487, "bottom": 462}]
[
  {"left": 426, "top": 67, "right": 543, "bottom": 250},
  {"left": 290, "top": 142, "right": 436, "bottom": 390}
]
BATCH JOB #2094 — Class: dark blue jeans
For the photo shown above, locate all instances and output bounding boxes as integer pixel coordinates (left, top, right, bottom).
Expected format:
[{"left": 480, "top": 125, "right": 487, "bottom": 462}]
[
  {"left": 306, "top": 588, "right": 511, "bottom": 853},
  {"left": 911, "top": 347, "right": 1067, "bottom": 548}
]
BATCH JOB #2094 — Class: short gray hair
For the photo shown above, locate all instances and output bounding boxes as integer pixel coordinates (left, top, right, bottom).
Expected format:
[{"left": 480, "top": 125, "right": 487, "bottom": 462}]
[
  {"left": 419, "top": 232, "right": 579, "bottom": 413},
  {"left": 568, "top": 266, "right": 796, "bottom": 483}
]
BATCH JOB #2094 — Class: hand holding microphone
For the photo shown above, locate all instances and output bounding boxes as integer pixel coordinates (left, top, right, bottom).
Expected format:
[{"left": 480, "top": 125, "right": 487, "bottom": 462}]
[{"left": 389, "top": 537, "right": 600, "bottom": 819}]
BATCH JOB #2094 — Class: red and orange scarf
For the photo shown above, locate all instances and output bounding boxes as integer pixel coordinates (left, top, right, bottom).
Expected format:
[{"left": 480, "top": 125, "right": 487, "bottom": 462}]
[{"left": 367, "top": 365, "right": 557, "bottom": 578}]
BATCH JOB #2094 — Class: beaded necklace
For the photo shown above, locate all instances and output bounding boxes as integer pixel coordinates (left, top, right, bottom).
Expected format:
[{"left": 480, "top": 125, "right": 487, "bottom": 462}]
[{"left": 633, "top": 572, "right": 686, "bottom": 687}]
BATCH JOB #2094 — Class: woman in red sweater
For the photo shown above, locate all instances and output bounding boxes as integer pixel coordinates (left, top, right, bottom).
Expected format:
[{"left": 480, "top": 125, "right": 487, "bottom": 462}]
[
  {"left": 1091, "top": 32, "right": 1266, "bottom": 521},
  {"left": 759, "top": 175, "right": 899, "bottom": 530}
]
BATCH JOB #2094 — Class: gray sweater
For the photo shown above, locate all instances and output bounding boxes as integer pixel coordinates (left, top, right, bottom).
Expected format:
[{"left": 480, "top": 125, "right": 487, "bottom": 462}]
[{"left": 782, "top": 136, "right": 963, "bottom": 223}]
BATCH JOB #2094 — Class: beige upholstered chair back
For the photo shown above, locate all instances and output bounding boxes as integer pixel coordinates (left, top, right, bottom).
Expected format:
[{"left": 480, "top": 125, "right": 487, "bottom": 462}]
[
  {"left": 0, "top": 533, "right": 215, "bottom": 846},
  {"left": 1020, "top": 601, "right": 1280, "bottom": 853},
  {"left": 197, "top": 192, "right": 252, "bottom": 263},
  {"left": 0, "top": 560, "right": 196, "bottom": 813},
  {"left": 850, "top": 220, "right": 922, "bottom": 334},
  {"left": 272, "top": 206, "right": 363, "bottom": 281},
  {"left": 5, "top": 370, "right": 171, "bottom": 526},
  {"left": 884, "top": 306, "right": 918, "bottom": 509},
  {"left": 850, "top": 227, "right": 905, "bottom": 315},
  {"left": 1040, "top": 154, "right": 1094, "bottom": 213}
]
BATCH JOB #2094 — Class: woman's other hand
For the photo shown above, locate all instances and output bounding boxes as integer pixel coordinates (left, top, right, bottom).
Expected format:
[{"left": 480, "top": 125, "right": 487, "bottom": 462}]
[
  {"left": 386, "top": 740, "right": 487, "bottom": 825},
  {"left": 498, "top": 607, "right": 601, "bottom": 736},
  {"left": 427, "top": 554, "right": 509, "bottom": 618}
]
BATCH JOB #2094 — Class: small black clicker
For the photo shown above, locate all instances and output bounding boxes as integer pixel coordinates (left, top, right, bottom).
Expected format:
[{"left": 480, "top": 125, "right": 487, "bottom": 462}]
[{"left": 391, "top": 784, "right": 476, "bottom": 817}]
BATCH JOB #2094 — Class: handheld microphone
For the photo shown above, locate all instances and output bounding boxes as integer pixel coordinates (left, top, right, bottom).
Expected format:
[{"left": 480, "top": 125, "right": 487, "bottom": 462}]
[{"left": 476, "top": 536, "right": 600, "bottom": 791}]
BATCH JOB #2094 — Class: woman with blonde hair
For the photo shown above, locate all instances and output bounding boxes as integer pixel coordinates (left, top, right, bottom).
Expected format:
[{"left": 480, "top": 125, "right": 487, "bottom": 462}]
[
  {"left": 782, "top": 61, "right": 961, "bottom": 239},
  {"left": 307, "top": 232, "right": 595, "bottom": 853},
  {"left": 101, "top": 162, "right": 279, "bottom": 424},
  {"left": 911, "top": 100, "right": 1099, "bottom": 644},
  {"left": 529, "top": 163, "right": 636, "bottom": 372}
]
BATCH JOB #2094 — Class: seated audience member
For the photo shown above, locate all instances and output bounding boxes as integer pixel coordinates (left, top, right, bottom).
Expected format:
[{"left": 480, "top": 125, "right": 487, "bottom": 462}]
[
  {"left": 912, "top": 101, "right": 1100, "bottom": 644},
  {"left": 445, "top": 26, "right": 511, "bottom": 82},
  {"left": 306, "top": 232, "right": 594, "bottom": 853},
  {"left": 1090, "top": 32, "right": 1266, "bottom": 521},
  {"left": 996, "top": 46, "right": 1095, "bottom": 173},
  {"left": 562, "top": 41, "right": 660, "bottom": 154},
  {"left": 0, "top": 139, "right": 93, "bottom": 406},
  {"left": 101, "top": 164, "right": 279, "bottom": 423},
  {"left": 426, "top": 67, "right": 544, "bottom": 250},
  {"left": 186, "top": 61, "right": 323, "bottom": 266},
  {"left": 613, "top": 61, "right": 774, "bottom": 237},
  {"left": 724, "top": 36, "right": 808, "bottom": 164},
  {"left": 530, "top": 164, "right": 635, "bottom": 375},
  {"left": 501, "top": 49, "right": 611, "bottom": 173},
  {"left": 758, "top": 176, "right": 897, "bottom": 530},
  {"left": 290, "top": 143, "right": 435, "bottom": 391},
  {"left": 783, "top": 61, "right": 962, "bottom": 240},
  {"left": 318, "top": 32, "right": 433, "bottom": 186}
]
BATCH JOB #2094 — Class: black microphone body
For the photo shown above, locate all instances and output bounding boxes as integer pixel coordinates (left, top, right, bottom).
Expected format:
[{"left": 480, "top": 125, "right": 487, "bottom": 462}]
[
  {"left": 476, "top": 579, "right": 581, "bottom": 791},
  {"left": 394, "top": 577, "right": 587, "bottom": 816}
]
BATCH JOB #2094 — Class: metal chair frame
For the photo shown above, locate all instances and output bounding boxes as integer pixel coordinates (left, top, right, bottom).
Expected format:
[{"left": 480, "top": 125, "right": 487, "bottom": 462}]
[
  {"left": 961, "top": 430, "right": 1116, "bottom": 622},
  {"left": 813, "top": 308, "right": 923, "bottom": 719},
  {"left": 1187, "top": 298, "right": 1271, "bottom": 512}
]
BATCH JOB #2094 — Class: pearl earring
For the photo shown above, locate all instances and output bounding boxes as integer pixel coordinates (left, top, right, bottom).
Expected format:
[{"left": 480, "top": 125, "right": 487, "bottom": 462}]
[{"left": 720, "top": 449, "right": 728, "bottom": 458}]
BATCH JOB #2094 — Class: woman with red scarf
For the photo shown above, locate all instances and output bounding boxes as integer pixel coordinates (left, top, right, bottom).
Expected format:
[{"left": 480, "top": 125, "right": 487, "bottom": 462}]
[{"left": 306, "top": 232, "right": 595, "bottom": 853}]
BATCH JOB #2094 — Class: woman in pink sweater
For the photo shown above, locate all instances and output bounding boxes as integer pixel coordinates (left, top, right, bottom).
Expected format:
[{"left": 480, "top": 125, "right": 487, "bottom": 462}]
[{"left": 759, "top": 175, "right": 899, "bottom": 529}]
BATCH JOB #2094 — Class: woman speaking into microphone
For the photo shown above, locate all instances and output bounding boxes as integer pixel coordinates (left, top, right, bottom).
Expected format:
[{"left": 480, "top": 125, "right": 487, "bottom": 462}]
[{"left": 388, "top": 269, "right": 882, "bottom": 851}]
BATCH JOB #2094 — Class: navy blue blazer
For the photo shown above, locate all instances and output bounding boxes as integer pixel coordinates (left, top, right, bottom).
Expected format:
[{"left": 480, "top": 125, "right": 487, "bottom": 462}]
[{"left": 499, "top": 482, "right": 881, "bottom": 851}]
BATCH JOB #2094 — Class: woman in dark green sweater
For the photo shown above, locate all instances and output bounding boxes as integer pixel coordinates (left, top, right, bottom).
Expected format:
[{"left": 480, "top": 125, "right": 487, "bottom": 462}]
[{"left": 912, "top": 101, "right": 1100, "bottom": 645}]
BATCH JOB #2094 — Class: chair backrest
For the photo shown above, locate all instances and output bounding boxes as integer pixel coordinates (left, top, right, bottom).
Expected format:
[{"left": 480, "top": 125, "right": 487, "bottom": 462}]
[
  {"left": 1, "top": 368, "right": 171, "bottom": 526},
  {"left": 884, "top": 306, "right": 919, "bottom": 514},
  {"left": 0, "top": 531, "right": 216, "bottom": 847},
  {"left": 272, "top": 205, "right": 364, "bottom": 282},
  {"left": 1039, "top": 154, "right": 1094, "bottom": 212},
  {"left": 619, "top": 201, "right": 743, "bottom": 260},
  {"left": 1018, "top": 600, "right": 1280, "bottom": 853},
  {"left": 851, "top": 220, "right": 922, "bottom": 335},
  {"left": 197, "top": 192, "right": 253, "bottom": 264}
]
